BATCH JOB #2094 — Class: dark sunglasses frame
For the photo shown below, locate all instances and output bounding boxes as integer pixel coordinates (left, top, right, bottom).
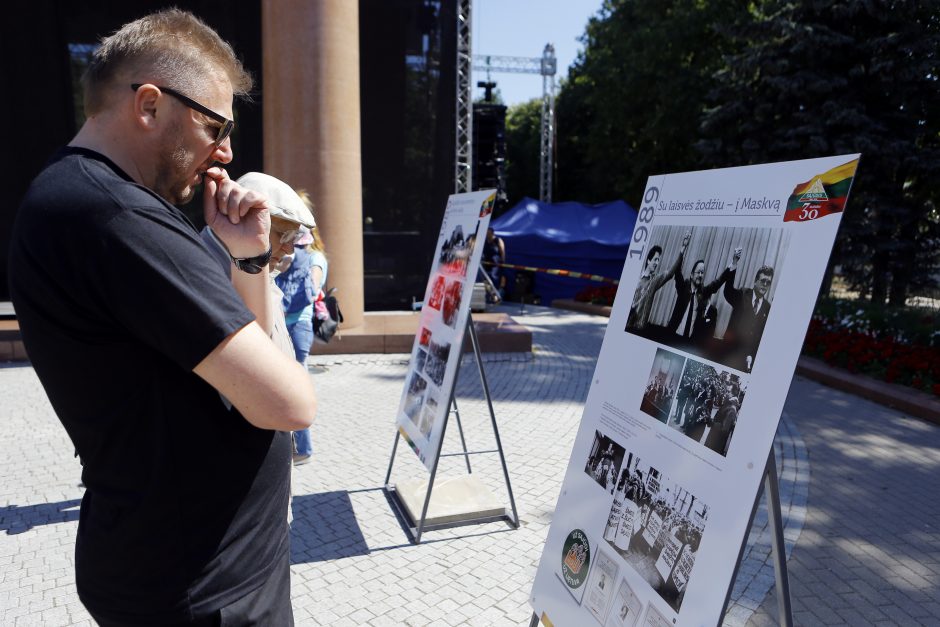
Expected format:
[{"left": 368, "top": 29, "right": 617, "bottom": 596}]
[{"left": 131, "top": 83, "right": 234, "bottom": 146}]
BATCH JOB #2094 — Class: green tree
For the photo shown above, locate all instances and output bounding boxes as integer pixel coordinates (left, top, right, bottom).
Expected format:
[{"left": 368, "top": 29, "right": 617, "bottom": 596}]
[
  {"left": 698, "top": 0, "right": 940, "bottom": 305},
  {"left": 504, "top": 98, "right": 543, "bottom": 205},
  {"left": 555, "top": 0, "right": 746, "bottom": 206}
]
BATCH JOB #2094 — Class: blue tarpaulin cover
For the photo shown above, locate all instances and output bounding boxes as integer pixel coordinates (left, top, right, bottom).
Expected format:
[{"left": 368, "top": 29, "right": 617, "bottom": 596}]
[{"left": 490, "top": 197, "right": 638, "bottom": 304}]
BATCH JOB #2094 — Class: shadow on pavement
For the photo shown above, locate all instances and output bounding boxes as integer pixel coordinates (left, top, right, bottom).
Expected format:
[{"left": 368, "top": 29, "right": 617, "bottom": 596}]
[
  {"left": 1, "top": 499, "right": 81, "bottom": 534},
  {"left": 289, "top": 491, "right": 370, "bottom": 564}
]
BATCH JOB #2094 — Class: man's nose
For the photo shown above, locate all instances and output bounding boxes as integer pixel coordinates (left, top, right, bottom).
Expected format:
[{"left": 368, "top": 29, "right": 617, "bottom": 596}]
[{"left": 212, "top": 136, "right": 233, "bottom": 164}]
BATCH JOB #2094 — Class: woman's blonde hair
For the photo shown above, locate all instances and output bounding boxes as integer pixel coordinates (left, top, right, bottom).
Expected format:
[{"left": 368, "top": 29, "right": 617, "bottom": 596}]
[{"left": 295, "top": 189, "right": 325, "bottom": 254}]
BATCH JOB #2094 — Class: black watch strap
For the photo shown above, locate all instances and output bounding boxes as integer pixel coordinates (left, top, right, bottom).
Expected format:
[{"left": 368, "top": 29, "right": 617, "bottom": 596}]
[{"left": 232, "top": 246, "right": 273, "bottom": 274}]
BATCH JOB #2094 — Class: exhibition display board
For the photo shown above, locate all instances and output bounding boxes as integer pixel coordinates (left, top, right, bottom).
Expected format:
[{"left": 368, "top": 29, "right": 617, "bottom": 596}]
[
  {"left": 529, "top": 155, "right": 860, "bottom": 626},
  {"left": 395, "top": 190, "right": 496, "bottom": 471}
]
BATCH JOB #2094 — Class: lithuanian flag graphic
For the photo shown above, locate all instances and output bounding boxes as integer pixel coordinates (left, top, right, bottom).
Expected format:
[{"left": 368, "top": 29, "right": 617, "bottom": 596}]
[{"left": 784, "top": 158, "right": 859, "bottom": 223}]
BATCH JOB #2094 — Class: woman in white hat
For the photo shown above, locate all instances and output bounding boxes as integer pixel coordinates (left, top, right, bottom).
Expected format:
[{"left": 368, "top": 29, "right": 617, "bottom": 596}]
[
  {"left": 235, "top": 173, "right": 318, "bottom": 466},
  {"left": 273, "top": 190, "right": 328, "bottom": 466}
]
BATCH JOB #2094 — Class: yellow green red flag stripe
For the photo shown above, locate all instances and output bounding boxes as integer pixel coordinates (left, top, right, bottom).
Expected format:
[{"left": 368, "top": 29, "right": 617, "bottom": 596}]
[{"left": 784, "top": 158, "right": 859, "bottom": 222}]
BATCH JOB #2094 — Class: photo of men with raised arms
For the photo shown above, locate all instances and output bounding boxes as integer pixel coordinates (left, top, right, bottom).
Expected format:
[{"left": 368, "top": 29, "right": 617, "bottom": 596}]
[{"left": 625, "top": 225, "right": 790, "bottom": 373}]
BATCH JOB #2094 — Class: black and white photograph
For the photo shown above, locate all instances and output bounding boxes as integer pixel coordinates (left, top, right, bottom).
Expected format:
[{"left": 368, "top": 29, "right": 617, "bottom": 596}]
[
  {"left": 402, "top": 372, "right": 428, "bottom": 424},
  {"left": 601, "top": 453, "right": 709, "bottom": 614},
  {"left": 419, "top": 396, "right": 437, "bottom": 439},
  {"left": 414, "top": 347, "right": 428, "bottom": 375},
  {"left": 667, "top": 359, "right": 746, "bottom": 457},
  {"left": 639, "top": 349, "right": 686, "bottom": 424},
  {"left": 424, "top": 338, "right": 451, "bottom": 387},
  {"left": 624, "top": 225, "right": 790, "bottom": 373},
  {"left": 437, "top": 220, "right": 481, "bottom": 277},
  {"left": 583, "top": 431, "right": 627, "bottom": 493}
]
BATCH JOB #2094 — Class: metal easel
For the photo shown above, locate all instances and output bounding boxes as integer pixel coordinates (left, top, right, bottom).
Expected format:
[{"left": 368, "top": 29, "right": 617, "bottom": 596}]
[{"left": 384, "top": 313, "right": 520, "bottom": 544}]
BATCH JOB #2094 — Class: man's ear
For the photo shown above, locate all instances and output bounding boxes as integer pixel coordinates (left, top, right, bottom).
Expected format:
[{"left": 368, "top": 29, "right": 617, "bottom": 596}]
[{"left": 131, "top": 84, "right": 161, "bottom": 133}]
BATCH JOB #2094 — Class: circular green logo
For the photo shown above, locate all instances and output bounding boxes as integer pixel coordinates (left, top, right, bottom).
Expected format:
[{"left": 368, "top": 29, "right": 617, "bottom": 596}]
[{"left": 560, "top": 529, "right": 591, "bottom": 589}]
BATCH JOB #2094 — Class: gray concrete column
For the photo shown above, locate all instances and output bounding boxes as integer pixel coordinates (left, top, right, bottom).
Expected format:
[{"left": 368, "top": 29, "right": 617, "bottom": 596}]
[{"left": 261, "top": 0, "right": 364, "bottom": 327}]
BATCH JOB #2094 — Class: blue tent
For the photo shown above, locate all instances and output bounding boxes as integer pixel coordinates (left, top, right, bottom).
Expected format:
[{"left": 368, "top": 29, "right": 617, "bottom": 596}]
[{"left": 490, "top": 197, "right": 638, "bottom": 304}]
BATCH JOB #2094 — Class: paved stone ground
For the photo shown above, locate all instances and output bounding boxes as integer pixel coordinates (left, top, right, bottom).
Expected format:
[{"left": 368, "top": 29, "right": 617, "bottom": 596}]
[
  {"left": 746, "top": 379, "right": 940, "bottom": 627},
  {"left": 0, "top": 305, "right": 937, "bottom": 626}
]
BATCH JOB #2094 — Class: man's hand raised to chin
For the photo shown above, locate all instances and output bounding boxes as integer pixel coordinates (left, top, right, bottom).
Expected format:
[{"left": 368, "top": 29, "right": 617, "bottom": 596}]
[{"left": 203, "top": 167, "right": 271, "bottom": 258}]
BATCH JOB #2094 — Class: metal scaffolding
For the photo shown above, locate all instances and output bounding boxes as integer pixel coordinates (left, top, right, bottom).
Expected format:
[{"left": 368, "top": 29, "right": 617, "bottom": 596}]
[
  {"left": 454, "top": 0, "right": 473, "bottom": 193},
  {"left": 470, "top": 45, "right": 557, "bottom": 201}
]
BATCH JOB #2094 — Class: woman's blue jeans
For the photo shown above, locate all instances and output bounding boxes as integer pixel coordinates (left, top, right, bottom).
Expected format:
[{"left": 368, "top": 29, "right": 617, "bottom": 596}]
[{"left": 287, "top": 319, "right": 314, "bottom": 457}]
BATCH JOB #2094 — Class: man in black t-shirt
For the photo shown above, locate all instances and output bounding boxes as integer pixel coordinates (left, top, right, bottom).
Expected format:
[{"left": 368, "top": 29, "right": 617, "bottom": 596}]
[{"left": 8, "top": 10, "right": 316, "bottom": 626}]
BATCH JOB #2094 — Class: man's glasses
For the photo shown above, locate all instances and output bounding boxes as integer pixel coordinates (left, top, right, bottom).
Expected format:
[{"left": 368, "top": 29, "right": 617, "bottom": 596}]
[
  {"left": 131, "top": 84, "right": 234, "bottom": 146},
  {"left": 756, "top": 277, "right": 772, "bottom": 285},
  {"left": 277, "top": 227, "right": 304, "bottom": 245}
]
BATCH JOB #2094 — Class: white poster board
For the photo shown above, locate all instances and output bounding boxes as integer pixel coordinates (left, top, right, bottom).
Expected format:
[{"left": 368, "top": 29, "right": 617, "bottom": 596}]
[
  {"left": 529, "top": 156, "right": 859, "bottom": 625},
  {"left": 395, "top": 190, "right": 496, "bottom": 471}
]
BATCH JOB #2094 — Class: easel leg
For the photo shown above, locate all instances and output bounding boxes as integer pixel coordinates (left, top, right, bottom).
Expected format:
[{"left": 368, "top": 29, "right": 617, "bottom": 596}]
[
  {"left": 468, "top": 314, "right": 520, "bottom": 528},
  {"left": 384, "top": 430, "right": 401, "bottom": 486},
  {"left": 451, "top": 397, "right": 473, "bottom": 474},
  {"left": 528, "top": 612, "right": 539, "bottom": 627},
  {"left": 413, "top": 378, "right": 457, "bottom": 545},
  {"left": 719, "top": 447, "right": 793, "bottom": 626},
  {"left": 764, "top": 452, "right": 794, "bottom": 626}
]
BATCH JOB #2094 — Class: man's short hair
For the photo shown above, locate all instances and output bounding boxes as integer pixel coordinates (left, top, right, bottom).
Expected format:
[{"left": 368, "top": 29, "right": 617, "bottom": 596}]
[
  {"left": 646, "top": 245, "right": 662, "bottom": 264},
  {"left": 754, "top": 265, "right": 775, "bottom": 281},
  {"left": 82, "top": 9, "right": 253, "bottom": 115}
]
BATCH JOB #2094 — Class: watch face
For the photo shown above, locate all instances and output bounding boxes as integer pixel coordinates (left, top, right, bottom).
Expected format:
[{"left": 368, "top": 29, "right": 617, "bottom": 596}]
[
  {"left": 234, "top": 247, "right": 273, "bottom": 274},
  {"left": 236, "top": 259, "right": 264, "bottom": 274}
]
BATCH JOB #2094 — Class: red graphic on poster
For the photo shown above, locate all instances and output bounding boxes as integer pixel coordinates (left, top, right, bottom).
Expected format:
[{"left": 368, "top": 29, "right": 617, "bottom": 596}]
[{"left": 427, "top": 275, "right": 445, "bottom": 310}]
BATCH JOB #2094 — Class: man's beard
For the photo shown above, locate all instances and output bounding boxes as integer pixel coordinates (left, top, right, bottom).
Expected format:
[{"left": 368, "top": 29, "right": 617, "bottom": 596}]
[{"left": 153, "top": 125, "right": 198, "bottom": 205}]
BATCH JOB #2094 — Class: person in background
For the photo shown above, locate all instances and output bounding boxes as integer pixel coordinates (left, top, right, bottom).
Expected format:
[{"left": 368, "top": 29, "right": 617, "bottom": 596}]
[
  {"left": 8, "top": 10, "right": 315, "bottom": 625},
  {"left": 274, "top": 190, "right": 327, "bottom": 466},
  {"left": 482, "top": 227, "right": 506, "bottom": 300}
]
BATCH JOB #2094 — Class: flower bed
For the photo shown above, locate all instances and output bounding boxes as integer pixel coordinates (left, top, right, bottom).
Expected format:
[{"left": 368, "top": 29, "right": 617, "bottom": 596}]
[
  {"left": 574, "top": 285, "right": 618, "bottom": 307},
  {"left": 803, "top": 300, "right": 940, "bottom": 397}
]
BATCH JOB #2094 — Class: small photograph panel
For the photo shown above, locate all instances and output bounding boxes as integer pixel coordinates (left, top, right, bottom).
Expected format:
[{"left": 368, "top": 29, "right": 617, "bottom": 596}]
[
  {"left": 667, "top": 359, "right": 747, "bottom": 457},
  {"left": 424, "top": 338, "right": 451, "bottom": 387},
  {"left": 639, "top": 349, "right": 686, "bottom": 424},
  {"left": 583, "top": 431, "right": 627, "bottom": 493}
]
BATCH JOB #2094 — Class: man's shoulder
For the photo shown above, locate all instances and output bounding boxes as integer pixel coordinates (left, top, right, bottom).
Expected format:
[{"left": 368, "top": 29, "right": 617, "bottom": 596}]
[{"left": 25, "top": 148, "right": 169, "bottom": 220}]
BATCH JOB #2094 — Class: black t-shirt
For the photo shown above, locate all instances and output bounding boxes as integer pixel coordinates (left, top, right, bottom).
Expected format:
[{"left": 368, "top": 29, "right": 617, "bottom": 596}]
[{"left": 8, "top": 148, "right": 292, "bottom": 624}]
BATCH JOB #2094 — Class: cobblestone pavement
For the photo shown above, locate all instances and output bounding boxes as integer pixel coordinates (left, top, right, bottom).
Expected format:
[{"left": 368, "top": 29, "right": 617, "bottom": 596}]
[{"left": 0, "top": 305, "right": 937, "bottom": 626}]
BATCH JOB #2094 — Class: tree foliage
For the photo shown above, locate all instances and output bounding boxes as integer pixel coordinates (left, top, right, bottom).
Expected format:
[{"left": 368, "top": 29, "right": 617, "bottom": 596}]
[
  {"left": 505, "top": 97, "right": 543, "bottom": 205},
  {"left": 545, "top": 0, "right": 940, "bottom": 303},
  {"left": 698, "top": 0, "right": 940, "bottom": 305},
  {"left": 555, "top": 0, "right": 746, "bottom": 206}
]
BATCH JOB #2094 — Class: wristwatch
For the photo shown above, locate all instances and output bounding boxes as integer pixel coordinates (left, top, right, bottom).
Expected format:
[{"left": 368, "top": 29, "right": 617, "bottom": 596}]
[{"left": 232, "top": 247, "right": 273, "bottom": 274}]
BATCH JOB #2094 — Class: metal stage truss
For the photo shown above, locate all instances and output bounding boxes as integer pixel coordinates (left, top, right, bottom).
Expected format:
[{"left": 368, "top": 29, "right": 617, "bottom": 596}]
[{"left": 453, "top": 0, "right": 557, "bottom": 200}]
